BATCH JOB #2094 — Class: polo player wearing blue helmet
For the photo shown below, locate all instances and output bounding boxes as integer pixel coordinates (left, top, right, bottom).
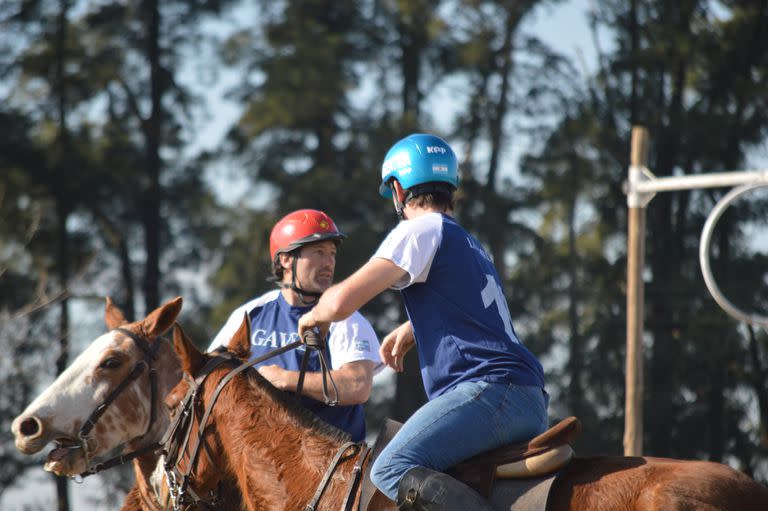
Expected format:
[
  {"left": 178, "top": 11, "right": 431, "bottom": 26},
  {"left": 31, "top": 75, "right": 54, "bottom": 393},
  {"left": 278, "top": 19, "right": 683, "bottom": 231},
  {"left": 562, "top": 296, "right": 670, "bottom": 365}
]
[{"left": 298, "top": 133, "right": 548, "bottom": 510}]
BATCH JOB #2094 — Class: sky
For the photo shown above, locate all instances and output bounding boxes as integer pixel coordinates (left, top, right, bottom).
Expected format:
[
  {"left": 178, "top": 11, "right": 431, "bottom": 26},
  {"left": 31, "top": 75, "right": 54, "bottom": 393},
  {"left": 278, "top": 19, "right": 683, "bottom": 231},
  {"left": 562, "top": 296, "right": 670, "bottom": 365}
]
[{"left": 1, "top": 1, "right": 601, "bottom": 509}]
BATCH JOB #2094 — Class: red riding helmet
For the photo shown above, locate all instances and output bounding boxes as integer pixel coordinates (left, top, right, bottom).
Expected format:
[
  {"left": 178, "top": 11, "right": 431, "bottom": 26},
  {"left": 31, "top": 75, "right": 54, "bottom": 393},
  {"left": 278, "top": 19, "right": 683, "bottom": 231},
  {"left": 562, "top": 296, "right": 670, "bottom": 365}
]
[{"left": 269, "top": 209, "right": 346, "bottom": 261}]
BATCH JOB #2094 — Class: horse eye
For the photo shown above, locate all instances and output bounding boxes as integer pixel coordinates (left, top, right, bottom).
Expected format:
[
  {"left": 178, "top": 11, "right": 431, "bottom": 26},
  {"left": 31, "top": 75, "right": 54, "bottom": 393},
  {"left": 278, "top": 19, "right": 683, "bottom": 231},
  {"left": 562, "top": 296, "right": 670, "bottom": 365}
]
[{"left": 100, "top": 357, "right": 122, "bottom": 369}]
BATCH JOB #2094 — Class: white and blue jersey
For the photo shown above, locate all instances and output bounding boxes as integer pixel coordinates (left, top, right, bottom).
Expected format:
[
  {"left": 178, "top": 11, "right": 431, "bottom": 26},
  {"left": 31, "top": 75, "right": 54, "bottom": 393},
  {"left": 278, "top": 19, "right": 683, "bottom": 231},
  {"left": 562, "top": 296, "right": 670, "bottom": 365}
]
[
  {"left": 209, "top": 290, "right": 380, "bottom": 441},
  {"left": 373, "top": 213, "right": 544, "bottom": 400}
]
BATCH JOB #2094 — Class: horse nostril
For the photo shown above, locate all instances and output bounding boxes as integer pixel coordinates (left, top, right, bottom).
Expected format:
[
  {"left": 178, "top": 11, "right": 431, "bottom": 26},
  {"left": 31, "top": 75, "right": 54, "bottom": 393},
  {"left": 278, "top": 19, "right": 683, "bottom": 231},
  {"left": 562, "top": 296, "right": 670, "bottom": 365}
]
[{"left": 19, "top": 417, "right": 42, "bottom": 438}]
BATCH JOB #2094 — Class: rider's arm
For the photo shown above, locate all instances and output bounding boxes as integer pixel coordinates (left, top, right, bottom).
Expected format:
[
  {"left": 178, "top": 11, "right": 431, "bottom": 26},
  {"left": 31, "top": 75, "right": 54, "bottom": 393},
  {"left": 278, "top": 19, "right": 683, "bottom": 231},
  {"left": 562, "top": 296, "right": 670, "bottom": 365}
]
[
  {"left": 257, "top": 360, "right": 376, "bottom": 405},
  {"left": 379, "top": 320, "right": 415, "bottom": 372},
  {"left": 301, "top": 257, "right": 407, "bottom": 329}
]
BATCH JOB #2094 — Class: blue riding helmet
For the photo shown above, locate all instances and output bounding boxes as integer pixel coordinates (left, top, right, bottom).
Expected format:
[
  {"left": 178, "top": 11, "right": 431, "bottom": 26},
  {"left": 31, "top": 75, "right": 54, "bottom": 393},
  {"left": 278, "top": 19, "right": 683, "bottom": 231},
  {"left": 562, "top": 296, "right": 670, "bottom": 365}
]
[{"left": 379, "top": 133, "right": 459, "bottom": 198}]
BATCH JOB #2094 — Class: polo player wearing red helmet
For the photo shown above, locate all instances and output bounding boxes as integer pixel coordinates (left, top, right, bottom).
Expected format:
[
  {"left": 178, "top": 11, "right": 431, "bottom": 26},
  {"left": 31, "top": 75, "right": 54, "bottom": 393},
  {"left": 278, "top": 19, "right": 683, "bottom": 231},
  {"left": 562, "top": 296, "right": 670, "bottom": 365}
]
[
  {"left": 208, "top": 209, "right": 381, "bottom": 441},
  {"left": 269, "top": 209, "right": 347, "bottom": 303}
]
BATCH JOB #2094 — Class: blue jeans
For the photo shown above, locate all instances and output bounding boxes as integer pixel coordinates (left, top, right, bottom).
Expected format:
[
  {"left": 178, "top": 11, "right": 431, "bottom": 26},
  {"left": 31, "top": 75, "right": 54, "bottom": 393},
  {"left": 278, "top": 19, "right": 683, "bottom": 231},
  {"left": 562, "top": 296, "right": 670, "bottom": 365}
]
[{"left": 370, "top": 381, "right": 549, "bottom": 501}]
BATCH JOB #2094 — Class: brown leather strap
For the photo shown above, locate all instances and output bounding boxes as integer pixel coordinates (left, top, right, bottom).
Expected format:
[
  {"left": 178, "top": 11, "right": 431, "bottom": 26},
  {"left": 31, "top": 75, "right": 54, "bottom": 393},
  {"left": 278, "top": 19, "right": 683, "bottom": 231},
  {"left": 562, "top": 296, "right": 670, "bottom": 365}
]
[
  {"left": 305, "top": 442, "right": 360, "bottom": 511},
  {"left": 341, "top": 444, "right": 371, "bottom": 511}
]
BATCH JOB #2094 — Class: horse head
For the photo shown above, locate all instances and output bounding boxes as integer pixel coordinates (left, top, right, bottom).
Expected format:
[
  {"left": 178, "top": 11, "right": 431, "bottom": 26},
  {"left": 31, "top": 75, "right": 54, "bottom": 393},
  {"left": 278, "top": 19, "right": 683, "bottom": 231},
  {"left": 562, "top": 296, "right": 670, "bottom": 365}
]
[
  {"left": 162, "top": 314, "right": 252, "bottom": 504},
  {"left": 11, "top": 297, "right": 183, "bottom": 477}
]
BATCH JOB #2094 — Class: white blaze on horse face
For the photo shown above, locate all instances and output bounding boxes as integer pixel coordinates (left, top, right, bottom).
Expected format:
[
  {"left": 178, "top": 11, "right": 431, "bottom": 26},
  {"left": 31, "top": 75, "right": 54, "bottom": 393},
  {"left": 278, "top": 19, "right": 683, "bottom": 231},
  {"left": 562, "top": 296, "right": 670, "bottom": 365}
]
[{"left": 11, "top": 330, "right": 152, "bottom": 475}]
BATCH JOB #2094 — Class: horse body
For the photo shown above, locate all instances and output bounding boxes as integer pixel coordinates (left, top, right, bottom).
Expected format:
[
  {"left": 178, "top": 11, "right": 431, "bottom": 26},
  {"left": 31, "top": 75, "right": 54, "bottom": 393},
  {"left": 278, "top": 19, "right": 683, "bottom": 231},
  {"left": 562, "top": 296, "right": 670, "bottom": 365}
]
[
  {"left": 548, "top": 456, "right": 768, "bottom": 511},
  {"left": 10, "top": 297, "right": 241, "bottom": 511},
  {"left": 168, "top": 316, "right": 768, "bottom": 511}
]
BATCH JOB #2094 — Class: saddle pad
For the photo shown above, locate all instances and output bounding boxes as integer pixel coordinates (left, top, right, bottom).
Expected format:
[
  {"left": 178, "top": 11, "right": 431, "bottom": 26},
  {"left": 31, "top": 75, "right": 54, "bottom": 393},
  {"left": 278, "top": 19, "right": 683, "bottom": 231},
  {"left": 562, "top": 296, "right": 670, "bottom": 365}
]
[
  {"left": 360, "top": 418, "right": 403, "bottom": 511},
  {"left": 489, "top": 473, "right": 557, "bottom": 511}
]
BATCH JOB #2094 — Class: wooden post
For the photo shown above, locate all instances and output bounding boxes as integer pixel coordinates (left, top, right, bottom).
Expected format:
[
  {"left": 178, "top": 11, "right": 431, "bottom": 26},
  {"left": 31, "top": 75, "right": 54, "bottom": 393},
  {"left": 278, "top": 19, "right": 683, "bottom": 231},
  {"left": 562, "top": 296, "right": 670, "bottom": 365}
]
[{"left": 624, "top": 126, "right": 649, "bottom": 456}]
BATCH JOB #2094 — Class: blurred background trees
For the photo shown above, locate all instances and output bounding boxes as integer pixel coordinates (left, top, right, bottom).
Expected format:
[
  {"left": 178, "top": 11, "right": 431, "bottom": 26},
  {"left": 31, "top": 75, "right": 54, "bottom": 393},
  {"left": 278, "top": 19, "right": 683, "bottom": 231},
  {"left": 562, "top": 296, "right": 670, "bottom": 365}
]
[{"left": 1, "top": 0, "right": 767, "bottom": 508}]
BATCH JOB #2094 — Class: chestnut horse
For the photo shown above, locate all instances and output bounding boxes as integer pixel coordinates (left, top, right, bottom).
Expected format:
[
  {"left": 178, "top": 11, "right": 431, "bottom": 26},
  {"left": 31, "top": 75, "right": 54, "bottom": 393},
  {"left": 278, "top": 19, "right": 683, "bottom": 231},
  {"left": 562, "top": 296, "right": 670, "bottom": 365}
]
[
  {"left": 11, "top": 297, "right": 241, "bottom": 511},
  {"left": 166, "top": 316, "right": 768, "bottom": 511}
]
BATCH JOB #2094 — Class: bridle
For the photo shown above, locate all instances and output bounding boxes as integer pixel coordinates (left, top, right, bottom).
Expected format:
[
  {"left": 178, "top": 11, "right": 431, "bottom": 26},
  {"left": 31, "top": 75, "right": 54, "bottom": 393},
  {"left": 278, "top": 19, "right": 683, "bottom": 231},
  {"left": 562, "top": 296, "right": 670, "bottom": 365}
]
[
  {"left": 161, "top": 330, "right": 361, "bottom": 511},
  {"left": 161, "top": 348, "right": 242, "bottom": 510},
  {"left": 75, "top": 327, "right": 165, "bottom": 480}
]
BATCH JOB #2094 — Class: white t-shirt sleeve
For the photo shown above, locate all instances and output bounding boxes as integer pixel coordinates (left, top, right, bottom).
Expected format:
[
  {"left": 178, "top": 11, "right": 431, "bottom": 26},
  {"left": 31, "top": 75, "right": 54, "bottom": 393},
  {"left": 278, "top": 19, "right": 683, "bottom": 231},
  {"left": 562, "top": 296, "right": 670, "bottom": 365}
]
[
  {"left": 207, "top": 290, "right": 279, "bottom": 351},
  {"left": 208, "top": 306, "right": 247, "bottom": 351},
  {"left": 372, "top": 213, "right": 443, "bottom": 290},
  {"left": 327, "top": 312, "right": 381, "bottom": 370}
]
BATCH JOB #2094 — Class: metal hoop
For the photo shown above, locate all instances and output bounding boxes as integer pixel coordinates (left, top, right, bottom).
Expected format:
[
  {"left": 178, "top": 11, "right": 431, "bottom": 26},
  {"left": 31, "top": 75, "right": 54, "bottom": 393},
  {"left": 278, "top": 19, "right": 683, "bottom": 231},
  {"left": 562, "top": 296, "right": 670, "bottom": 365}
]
[{"left": 699, "top": 183, "right": 768, "bottom": 327}]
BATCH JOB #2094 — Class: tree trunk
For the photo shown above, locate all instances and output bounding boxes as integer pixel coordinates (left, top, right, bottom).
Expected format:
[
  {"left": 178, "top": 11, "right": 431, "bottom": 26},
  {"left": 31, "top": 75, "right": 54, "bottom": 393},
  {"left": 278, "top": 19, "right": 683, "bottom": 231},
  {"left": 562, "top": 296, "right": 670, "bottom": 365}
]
[
  {"left": 53, "top": 1, "right": 71, "bottom": 508},
  {"left": 646, "top": 8, "right": 691, "bottom": 455},
  {"left": 53, "top": 199, "right": 71, "bottom": 511},
  {"left": 397, "top": 1, "right": 434, "bottom": 127},
  {"left": 629, "top": 0, "right": 638, "bottom": 125},
  {"left": 92, "top": 206, "right": 136, "bottom": 321},
  {"left": 142, "top": 0, "right": 162, "bottom": 313},
  {"left": 747, "top": 325, "right": 768, "bottom": 447},
  {"left": 566, "top": 195, "right": 584, "bottom": 419},
  {"left": 484, "top": 5, "right": 523, "bottom": 278}
]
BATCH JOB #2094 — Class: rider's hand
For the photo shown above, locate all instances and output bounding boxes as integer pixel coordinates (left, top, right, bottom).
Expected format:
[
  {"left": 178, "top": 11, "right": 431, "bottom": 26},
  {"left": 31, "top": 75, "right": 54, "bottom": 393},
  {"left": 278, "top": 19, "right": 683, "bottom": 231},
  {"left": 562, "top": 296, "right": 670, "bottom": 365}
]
[
  {"left": 379, "top": 321, "right": 415, "bottom": 372},
  {"left": 298, "top": 310, "right": 331, "bottom": 345},
  {"left": 257, "top": 364, "right": 293, "bottom": 391}
]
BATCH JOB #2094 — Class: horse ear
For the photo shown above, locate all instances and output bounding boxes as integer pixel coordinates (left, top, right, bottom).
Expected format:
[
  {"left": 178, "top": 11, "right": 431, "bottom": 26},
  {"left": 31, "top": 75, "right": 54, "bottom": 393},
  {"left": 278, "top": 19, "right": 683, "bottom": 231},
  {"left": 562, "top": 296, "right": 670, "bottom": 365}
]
[
  {"left": 105, "top": 297, "right": 128, "bottom": 329},
  {"left": 228, "top": 313, "right": 252, "bottom": 360},
  {"left": 172, "top": 323, "right": 205, "bottom": 376},
  {"left": 141, "top": 296, "right": 183, "bottom": 337}
]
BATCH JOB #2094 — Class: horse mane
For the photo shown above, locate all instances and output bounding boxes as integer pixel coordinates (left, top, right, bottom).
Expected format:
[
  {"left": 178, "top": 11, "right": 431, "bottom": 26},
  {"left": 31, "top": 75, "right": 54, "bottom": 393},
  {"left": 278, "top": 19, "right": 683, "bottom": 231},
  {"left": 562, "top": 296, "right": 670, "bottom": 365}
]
[{"left": 222, "top": 353, "right": 352, "bottom": 445}]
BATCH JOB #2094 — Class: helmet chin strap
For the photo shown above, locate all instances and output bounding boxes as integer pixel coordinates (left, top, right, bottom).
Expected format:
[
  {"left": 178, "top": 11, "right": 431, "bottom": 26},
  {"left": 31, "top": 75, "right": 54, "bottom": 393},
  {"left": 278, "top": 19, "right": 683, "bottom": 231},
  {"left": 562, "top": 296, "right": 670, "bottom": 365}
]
[
  {"left": 391, "top": 182, "right": 405, "bottom": 220},
  {"left": 277, "top": 255, "right": 322, "bottom": 305}
]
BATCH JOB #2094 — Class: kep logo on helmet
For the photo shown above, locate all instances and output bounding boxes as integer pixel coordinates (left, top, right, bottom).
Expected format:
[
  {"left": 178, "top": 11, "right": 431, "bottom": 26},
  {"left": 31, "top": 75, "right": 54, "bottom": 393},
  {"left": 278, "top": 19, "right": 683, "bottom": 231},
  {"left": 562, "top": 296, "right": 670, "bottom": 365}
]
[{"left": 379, "top": 133, "right": 458, "bottom": 198}]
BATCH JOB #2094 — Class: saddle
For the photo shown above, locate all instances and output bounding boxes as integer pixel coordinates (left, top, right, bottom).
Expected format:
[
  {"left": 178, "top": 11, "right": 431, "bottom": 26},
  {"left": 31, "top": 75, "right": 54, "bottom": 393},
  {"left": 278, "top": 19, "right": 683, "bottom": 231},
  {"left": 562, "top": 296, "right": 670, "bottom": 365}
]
[{"left": 359, "top": 416, "right": 580, "bottom": 509}]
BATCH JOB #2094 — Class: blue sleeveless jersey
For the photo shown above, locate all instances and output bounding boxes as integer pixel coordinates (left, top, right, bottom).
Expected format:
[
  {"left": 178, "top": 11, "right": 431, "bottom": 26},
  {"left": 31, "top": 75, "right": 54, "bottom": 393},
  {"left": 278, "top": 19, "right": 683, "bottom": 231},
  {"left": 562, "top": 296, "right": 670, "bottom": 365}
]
[
  {"left": 210, "top": 291, "right": 371, "bottom": 441},
  {"left": 376, "top": 213, "right": 544, "bottom": 400}
]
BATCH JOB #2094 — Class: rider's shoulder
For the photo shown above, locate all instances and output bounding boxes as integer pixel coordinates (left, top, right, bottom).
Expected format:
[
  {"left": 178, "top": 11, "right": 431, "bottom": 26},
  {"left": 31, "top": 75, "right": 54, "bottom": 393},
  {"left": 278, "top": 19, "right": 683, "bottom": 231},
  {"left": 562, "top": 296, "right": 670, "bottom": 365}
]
[
  {"left": 234, "top": 290, "right": 281, "bottom": 317},
  {"left": 390, "top": 212, "right": 444, "bottom": 238}
]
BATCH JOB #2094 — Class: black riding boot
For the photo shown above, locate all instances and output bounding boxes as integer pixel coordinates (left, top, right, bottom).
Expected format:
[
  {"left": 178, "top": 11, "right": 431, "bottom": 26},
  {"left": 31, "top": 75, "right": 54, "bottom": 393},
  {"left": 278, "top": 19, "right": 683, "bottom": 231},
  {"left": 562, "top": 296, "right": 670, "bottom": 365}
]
[{"left": 396, "top": 466, "right": 493, "bottom": 511}]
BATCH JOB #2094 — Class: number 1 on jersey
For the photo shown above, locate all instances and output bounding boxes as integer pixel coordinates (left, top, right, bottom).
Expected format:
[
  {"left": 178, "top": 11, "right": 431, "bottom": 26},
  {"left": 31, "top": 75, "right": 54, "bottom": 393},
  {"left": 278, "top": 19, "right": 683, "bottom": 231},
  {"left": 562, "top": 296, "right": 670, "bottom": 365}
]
[{"left": 481, "top": 274, "right": 517, "bottom": 342}]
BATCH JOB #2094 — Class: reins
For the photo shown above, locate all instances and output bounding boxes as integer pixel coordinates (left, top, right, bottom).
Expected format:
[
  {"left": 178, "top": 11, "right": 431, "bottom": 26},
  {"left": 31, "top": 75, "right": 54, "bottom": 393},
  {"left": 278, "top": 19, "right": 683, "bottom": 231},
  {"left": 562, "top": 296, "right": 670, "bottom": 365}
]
[
  {"left": 297, "top": 328, "right": 339, "bottom": 405},
  {"left": 76, "top": 327, "right": 164, "bottom": 480},
  {"left": 162, "top": 328, "right": 341, "bottom": 511},
  {"left": 304, "top": 442, "right": 372, "bottom": 511}
]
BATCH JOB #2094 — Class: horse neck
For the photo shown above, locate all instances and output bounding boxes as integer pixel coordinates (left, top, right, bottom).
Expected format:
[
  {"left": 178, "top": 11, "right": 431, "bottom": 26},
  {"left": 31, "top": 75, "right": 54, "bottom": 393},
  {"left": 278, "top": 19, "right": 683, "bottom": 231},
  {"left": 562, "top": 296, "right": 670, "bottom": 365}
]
[
  {"left": 121, "top": 341, "right": 181, "bottom": 511},
  {"left": 210, "top": 371, "right": 355, "bottom": 510},
  {"left": 129, "top": 454, "right": 168, "bottom": 511}
]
